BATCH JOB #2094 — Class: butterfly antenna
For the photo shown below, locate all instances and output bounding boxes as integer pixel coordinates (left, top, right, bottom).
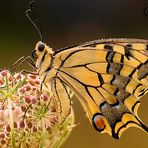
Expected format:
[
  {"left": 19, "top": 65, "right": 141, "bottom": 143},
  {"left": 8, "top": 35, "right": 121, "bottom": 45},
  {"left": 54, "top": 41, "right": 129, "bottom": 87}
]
[{"left": 26, "top": 1, "right": 43, "bottom": 42}]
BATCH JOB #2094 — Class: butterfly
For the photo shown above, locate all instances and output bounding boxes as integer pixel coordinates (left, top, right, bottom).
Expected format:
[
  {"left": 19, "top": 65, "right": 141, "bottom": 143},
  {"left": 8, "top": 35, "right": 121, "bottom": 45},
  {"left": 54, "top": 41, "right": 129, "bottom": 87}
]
[{"left": 32, "top": 38, "right": 148, "bottom": 139}]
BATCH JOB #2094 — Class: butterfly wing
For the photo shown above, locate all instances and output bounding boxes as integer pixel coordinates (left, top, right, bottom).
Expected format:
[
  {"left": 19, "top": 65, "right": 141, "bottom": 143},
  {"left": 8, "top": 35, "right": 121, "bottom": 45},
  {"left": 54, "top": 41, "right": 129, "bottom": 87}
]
[
  {"left": 54, "top": 39, "right": 148, "bottom": 138},
  {"left": 51, "top": 77, "right": 72, "bottom": 124}
]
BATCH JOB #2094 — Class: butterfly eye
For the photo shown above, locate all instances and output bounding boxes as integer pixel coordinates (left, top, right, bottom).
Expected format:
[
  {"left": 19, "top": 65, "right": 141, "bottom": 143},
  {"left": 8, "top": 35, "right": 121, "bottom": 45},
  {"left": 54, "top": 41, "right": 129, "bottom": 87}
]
[
  {"left": 38, "top": 42, "right": 45, "bottom": 52},
  {"left": 32, "top": 50, "right": 38, "bottom": 59}
]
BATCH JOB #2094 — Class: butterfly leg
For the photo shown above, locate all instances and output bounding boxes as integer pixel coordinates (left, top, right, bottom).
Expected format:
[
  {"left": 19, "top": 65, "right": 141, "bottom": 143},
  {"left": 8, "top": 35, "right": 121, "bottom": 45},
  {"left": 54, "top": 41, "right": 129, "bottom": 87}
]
[{"left": 8, "top": 56, "right": 37, "bottom": 72}]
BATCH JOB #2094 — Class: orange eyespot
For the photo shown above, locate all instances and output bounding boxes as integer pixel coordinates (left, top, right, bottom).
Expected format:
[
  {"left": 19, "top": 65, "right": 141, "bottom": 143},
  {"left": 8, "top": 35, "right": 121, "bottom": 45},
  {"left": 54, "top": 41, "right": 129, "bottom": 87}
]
[{"left": 92, "top": 113, "right": 106, "bottom": 132}]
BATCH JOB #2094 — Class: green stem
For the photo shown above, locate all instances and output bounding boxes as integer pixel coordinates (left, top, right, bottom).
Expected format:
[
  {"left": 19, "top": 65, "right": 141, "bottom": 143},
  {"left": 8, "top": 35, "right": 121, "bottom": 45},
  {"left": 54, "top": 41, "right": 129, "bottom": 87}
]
[
  {"left": 8, "top": 98, "right": 16, "bottom": 148},
  {"left": 53, "top": 108, "right": 75, "bottom": 148},
  {"left": 54, "top": 124, "right": 70, "bottom": 148},
  {"left": 10, "top": 77, "right": 27, "bottom": 94},
  {"left": 40, "top": 118, "right": 45, "bottom": 148},
  {"left": 20, "top": 142, "right": 25, "bottom": 148},
  {"left": 6, "top": 72, "right": 9, "bottom": 93},
  {"left": 42, "top": 100, "right": 51, "bottom": 116},
  {"left": 0, "top": 89, "right": 5, "bottom": 95}
]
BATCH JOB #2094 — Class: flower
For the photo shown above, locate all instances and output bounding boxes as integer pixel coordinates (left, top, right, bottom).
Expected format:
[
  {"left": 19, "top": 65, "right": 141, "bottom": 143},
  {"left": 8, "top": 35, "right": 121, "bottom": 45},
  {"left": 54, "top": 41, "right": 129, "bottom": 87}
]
[{"left": 0, "top": 70, "right": 75, "bottom": 148}]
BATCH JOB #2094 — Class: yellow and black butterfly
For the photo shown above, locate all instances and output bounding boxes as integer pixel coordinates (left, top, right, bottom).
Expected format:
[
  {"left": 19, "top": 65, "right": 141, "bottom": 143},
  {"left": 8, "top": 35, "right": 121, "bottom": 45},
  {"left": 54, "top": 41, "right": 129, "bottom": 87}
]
[
  {"left": 23, "top": 1, "right": 148, "bottom": 139},
  {"left": 32, "top": 38, "right": 148, "bottom": 139}
]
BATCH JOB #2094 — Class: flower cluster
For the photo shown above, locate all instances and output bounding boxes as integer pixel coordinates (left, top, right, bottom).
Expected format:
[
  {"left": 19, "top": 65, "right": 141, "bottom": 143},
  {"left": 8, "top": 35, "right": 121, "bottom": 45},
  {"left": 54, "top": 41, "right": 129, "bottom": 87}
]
[{"left": 0, "top": 70, "right": 75, "bottom": 148}]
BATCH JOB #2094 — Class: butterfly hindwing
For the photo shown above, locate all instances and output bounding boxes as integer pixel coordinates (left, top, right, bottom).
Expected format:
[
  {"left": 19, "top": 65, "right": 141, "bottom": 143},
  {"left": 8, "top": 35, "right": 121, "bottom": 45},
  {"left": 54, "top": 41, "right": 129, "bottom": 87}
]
[{"left": 51, "top": 77, "right": 71, "bottom": 124}]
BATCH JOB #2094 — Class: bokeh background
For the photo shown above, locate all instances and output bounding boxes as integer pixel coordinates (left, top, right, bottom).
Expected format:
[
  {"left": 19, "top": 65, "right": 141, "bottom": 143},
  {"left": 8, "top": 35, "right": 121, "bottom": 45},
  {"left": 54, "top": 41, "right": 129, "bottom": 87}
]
[{"left": 0, "top": 0, "right": 148, "bottom": 147}]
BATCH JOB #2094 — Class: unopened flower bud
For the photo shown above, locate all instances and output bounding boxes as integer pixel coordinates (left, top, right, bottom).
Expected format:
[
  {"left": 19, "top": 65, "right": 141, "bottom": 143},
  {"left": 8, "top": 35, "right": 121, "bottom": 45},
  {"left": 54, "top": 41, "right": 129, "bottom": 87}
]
[
  {"left": 21, "top": 106, "right": 26, "bottom": 112},
  {"left": 27, "top": 122, "right": 33, "bottom": 129},
  {"left": 0, "top": 79, "right": 4, "bottom": 85},
  {"left": 19, "top": 121, "right": 25, "bottom": 129},
  {"left": 41, "top": 94, "right": 49, "bottom": 101},
  {"left": 25, "top": 96, "right": 32, "bottom": 104},
  {"left": 1, "top": 70, "right": 7, "bottom": 76},
  {"left": 6, "top": 125, "right": 11, "bottom": 132}
]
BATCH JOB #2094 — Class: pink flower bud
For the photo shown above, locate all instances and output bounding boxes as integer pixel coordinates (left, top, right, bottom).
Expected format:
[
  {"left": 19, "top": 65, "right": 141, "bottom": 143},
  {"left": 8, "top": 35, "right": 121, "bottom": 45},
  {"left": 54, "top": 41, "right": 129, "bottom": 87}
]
[
  {"left": 31, "top": 98, "right": 36, "bottom": 104},
  {"left": 33, "top": 126, "right": 37, "bottom": 132},
  {"left": 27, "top": 122, "right": 33, "bottom": 129},
  {"left": 6, "top": 125, "right": 11, "bottom": 132},
  {"left": 19, "top": 121, "right": 25, "bottom": 129},
  {"left": 14, "top": 122, "right": 17, "bottom": 128},
  {"left": 29, "top": 74, "right": 37, "bottom": 79},
  {"left": 20, "top": 88, "right": 26, "bottom": 93},
  {"left": 21, "top": 106, "right": 26, "bottom": 112},
  {"left": 0, "top": 133, "right": 5, "bottom": 139},
  {"left": 25, "top": 96, "right": 32, "bottom": 104},
  {"left": 41, "top": 94, "right": 49, "bottom": 101},
  {"left": 0, "top": 79, "right": 4, "bottom": 85},
  {"left": 1, "top": 139, "right": 6, "bottom": 145},
  {"left": 25, "top": 85, "right": 31, "bottom": 91},
  {"left": 1, "top": 70, "right": 7, "bottom": 76},
  {"left": 29, "top": 80, "right": 35, "bottom": 86},
  {"left": 9, "top": 75, "right": 14, "bottom": 82},
  {"left": 34, "top": 80, "right": 40, "bottom": 85}
]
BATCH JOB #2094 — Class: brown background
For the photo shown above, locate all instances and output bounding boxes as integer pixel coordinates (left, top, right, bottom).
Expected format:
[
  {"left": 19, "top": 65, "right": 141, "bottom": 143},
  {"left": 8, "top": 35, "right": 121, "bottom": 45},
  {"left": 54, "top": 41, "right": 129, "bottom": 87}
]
[{"left": 0, "top": 0, "right": 147, "bottom": 147}]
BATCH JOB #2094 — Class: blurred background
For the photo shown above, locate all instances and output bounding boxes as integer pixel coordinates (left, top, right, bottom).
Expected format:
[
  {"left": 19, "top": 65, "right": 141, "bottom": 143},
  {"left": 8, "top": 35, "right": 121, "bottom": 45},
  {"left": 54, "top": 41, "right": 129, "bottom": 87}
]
[{"left": 0, "top": 0, "right": 148, "bottom": 147}]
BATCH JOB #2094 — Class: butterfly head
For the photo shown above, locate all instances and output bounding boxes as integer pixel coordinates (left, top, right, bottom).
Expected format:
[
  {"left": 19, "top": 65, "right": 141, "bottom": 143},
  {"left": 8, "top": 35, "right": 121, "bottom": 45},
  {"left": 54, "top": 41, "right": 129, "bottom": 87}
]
[{"left": 32, "top": 41, "right": 54, "bottom": 74}]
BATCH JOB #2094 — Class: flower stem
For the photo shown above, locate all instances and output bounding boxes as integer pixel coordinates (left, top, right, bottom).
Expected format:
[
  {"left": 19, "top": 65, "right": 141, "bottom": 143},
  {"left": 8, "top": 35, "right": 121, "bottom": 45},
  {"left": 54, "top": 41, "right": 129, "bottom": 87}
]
[
  {"left": 8, "top": 98, "right": 16, "bottom": 148},
  {"left": 6, "top": 72, "right": 9, "bottom": 93},
  {"left": 53, "top": 108, "right": 75, "bottom": 148},
  {"left": 40, "top": 118, "right": 45, "bottom": 148}
]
